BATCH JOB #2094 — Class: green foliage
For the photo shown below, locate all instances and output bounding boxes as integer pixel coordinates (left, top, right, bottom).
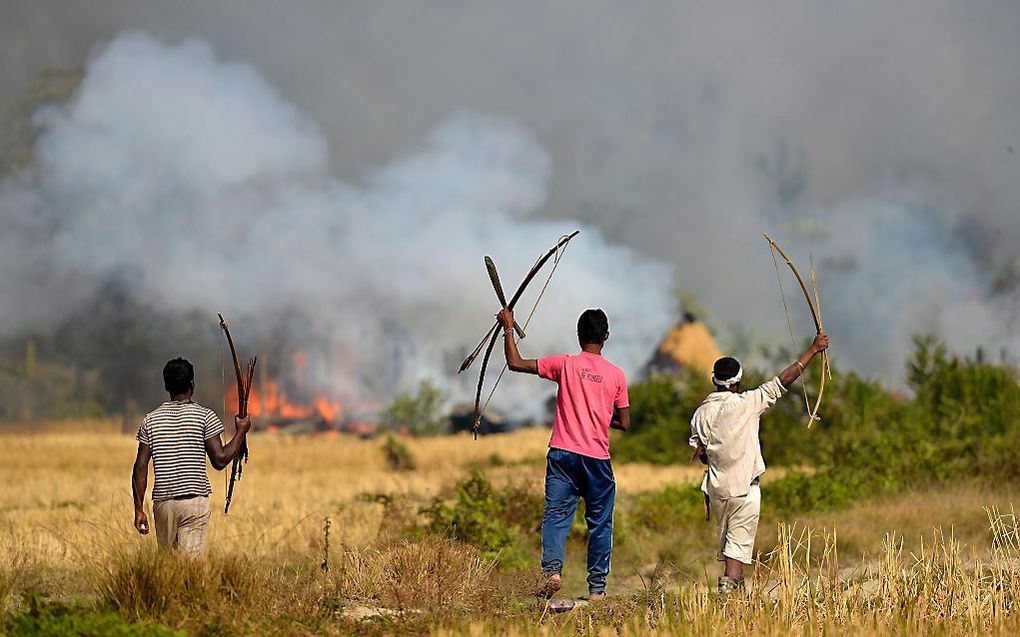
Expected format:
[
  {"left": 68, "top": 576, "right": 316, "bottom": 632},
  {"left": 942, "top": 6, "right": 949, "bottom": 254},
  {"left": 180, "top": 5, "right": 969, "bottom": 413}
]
[
  {"left": 906, "top": 334, "right": 948, "bottom": 391},
  {"left": 620, "top": 334, "right": 1020, "bottom": 518},
  {"left": 768, "top": 335, "right": 1020, "bottom": 513},
  {"left": 381, "top": 435, "right": 416, "bottom": 472},
  {"left": 382, "top": 380, "right": 448, "bottom": 437},
  {"left": 612, "top": 369, "right": 712, "bottom": 465},
  {"left": 909, "top": 336, "right": 1020, "bottom": 439},
  {"left": 766, "top": 470, "right": 859, "bottom": 513},
  {"left": 9, "top": 593, "right": 182, "bottom": 636},
  {"left": 421, "top": 470, "right": 541, "bottom": 568},
  {"left": 0, "top": 353, "right": 107, "bottom": 421},
  {"left": 9, "top": 610, "right": 181, "bottom": 637},
  {"left": 629, "top": 484, "right": 706, "bottom": 531}
]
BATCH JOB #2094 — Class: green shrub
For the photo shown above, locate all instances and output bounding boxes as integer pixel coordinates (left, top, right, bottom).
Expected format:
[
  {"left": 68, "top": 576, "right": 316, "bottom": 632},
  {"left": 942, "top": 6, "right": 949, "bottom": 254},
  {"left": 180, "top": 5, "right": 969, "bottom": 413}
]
[
  {"left": 612, "top": 369, "right": 711, "bottom": 465},
  {"left": 381, "top": 435, "right": 416, "bottom": 472},
  {"left": 619, "top": 334, "right": 1020, "bottom": 518},
  {"left": 9, "top": 610, "right": 182, "bottom": 637},
  {"left": 421, "top": 470, "right": 541, "bottom": 568},
  {"left": 629, "top": 484, "right": 706, "bottom": 531},
  {"left": 766, "top": 470, "right": 859, "bottom": 513},
  {"left": 381, "top": 380, "right": 448, "bottom": 436},
  {"left": 9, "top": 593, "right": 182, "bottom": 637}
]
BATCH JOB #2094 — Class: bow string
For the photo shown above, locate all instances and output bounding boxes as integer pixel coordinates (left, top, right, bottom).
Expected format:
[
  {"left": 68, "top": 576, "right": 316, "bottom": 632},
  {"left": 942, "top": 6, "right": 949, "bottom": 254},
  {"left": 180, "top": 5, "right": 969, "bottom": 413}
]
[
  {"left": 764, "top": 233, "right": 830, "bottom": 425},
  {"left": 460, "top": 230, "right": 580, "bottom": 439}
]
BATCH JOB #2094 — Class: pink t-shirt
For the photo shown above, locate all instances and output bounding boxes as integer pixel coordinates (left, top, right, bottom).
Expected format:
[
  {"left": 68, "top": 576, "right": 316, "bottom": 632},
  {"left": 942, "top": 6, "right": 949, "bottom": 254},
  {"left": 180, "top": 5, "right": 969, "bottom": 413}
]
[{"left": 538, "top": 351, "right": 629, "bottom": 460}]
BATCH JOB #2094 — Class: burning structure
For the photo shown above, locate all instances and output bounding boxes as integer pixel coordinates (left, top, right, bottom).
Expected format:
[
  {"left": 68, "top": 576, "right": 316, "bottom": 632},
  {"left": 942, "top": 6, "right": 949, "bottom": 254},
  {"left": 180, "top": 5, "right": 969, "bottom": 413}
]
[
  {"left": 645, "top": 314, "right": 723, "bottom": 377},
  {"left": 223, "top": 349, "right": 380, "bottom": 437}
]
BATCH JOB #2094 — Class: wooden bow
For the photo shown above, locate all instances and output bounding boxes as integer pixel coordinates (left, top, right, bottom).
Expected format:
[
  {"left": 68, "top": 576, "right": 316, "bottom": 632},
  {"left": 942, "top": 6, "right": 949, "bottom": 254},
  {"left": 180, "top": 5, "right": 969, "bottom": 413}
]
[
  {"left": 459, "top": 230, "right": 580, "bottom": 438},
  {"left": 484, "top": 256, "right": 526, "bottom": 339},
  {"left": 763, "top": 233, "right": 831, "bottom": 425},
  {"left": 218, "top": 313, "right": 257, "bottom": 514}
]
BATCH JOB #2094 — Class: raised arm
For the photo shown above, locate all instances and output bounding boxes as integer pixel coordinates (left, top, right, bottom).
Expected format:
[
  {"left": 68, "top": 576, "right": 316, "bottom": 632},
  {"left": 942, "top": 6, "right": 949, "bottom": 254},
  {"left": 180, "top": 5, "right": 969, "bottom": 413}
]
[
  {"left": 205, "top": 416, "right": 252, "bottom": 471},
  {"left": 778, "top": 332, "right": 829, "bottom": 388},
  {"left": 132, "top": 442, "right": 151, "bottom": 534},
  {"left": 497, "top": 309, "right": 539, "bottom": 374}
]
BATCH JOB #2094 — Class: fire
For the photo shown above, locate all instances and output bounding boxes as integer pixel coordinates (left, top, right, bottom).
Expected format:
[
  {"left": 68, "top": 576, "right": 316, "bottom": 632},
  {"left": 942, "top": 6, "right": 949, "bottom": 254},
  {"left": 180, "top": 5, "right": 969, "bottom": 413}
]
[
  {"left": 226, "top": 378, "right": 342, "bottom": 423},
  {"left": 313, "top": 396, "right": 341, "bottom": 422}
]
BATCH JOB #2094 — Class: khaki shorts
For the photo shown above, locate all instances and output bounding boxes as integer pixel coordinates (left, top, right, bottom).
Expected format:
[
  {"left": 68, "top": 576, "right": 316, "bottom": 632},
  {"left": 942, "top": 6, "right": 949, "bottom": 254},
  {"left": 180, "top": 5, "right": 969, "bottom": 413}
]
[
  {"left": 713, "top": 484, "right": 761, "bottom": 565},
  {"left": 153, "top": 496, "right": 211, "bottom": 556}
]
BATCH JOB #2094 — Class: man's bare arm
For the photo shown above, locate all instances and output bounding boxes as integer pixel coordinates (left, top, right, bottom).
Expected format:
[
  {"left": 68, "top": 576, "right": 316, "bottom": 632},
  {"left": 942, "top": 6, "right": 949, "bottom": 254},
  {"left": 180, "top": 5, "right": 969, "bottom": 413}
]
[
  {"left": 778, "top": 332, "right": 829, "bottom": 388},
  {"left": 204, "top": 416, "right": 252, "bottom": 470},
  {"left": 132, "top": 443, "right": 151, "bottom": 534},
  {"left": 610, "top": 407, "right": 631, "bottom": 431},
  {"left": 497, "top": 309, "right": 539, "bottom": 374}
]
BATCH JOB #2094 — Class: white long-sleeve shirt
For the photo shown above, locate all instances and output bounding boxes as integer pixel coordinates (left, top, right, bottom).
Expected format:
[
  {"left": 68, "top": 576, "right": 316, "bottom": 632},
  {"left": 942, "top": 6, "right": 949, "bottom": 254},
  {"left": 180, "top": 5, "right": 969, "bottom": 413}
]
[{"left": 689, "top": 377, "right": 786, "bottom": 500}]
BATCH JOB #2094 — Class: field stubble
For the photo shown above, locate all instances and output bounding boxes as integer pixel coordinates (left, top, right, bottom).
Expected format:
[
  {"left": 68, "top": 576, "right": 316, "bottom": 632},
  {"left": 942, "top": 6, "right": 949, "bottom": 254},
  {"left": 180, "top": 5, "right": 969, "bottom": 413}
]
[{"left": 3, "top": 425, "right": 1020, "bottom": 634}]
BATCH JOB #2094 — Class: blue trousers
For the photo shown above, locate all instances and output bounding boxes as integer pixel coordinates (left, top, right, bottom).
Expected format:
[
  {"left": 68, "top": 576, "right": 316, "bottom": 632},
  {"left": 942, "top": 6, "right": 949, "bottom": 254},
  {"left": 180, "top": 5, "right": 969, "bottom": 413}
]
[{"left": 541, "top": 448, "right": 616, "bottom": 593}]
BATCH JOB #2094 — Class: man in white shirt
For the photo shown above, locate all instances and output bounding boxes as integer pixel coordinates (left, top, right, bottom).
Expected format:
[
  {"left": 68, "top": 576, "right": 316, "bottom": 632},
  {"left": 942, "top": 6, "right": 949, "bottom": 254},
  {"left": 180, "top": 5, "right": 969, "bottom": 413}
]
[{"left": 690, "top": 332, "right": 828, "bottom": 594}]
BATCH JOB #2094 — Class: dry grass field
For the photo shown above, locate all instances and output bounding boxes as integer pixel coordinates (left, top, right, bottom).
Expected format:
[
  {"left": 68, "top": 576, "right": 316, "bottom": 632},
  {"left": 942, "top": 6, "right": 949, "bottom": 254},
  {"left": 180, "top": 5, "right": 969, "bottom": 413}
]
[
  {"left": 4, "top": 424, "right": 1020, "bottom": 635},
  {"left": 0, "top": 426, "right": 706, "bottom": 569}
]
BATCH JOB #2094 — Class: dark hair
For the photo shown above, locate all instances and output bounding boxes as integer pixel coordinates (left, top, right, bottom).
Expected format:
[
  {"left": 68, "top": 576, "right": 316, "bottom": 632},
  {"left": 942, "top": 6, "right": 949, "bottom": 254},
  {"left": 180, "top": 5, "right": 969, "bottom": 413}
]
[
  {"left": 577, "top": 309, "right": 610, "bottom": 346},
  {"left": 713, "top": 357, "right": 741, "bottom": 385},
  {"left": 163, "top": 357, "right": 194, "bottom": 396}
]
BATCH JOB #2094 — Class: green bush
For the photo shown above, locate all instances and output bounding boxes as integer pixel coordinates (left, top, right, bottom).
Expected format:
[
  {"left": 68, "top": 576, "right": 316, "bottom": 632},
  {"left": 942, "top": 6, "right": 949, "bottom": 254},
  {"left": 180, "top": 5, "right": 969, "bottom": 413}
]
[
  {"left": 420, "top": 470, "right": 541, "bottom": 568},
  {"left": 381, "top": 435, "right": 416, "bottom": 472},
  {"left": 381, "top": 380, "right": 448, "bottom": 437},
  {"left": 619, "top": 334, "right": 1020, "bottom": 517},
  {"left": 629, "top": 484, "right": 706, "bottom": 531},
  {"left": 766, "top": 470, "right": 859, "bottom": 513},
  {"left": 9, "top": 593, "right": 182, "bottom": 637},
  {"left": 612, "top": 369, "right": 712, "bottom": 465},
  {"left": 9, "top": 610, "right": 181, "bottom": 637}
]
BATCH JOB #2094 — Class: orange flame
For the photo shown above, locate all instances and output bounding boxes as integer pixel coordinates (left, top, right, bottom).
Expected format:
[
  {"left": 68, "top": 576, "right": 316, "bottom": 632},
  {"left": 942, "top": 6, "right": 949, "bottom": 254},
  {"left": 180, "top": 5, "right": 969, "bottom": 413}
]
[{"left": 226, "top": 378, "right": 342, "bottom": 423}]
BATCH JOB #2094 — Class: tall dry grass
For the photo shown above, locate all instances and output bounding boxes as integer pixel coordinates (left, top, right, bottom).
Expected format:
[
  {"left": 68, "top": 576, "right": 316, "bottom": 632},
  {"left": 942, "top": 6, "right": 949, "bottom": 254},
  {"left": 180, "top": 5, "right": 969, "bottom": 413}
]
[
  {"left": 6, "top": 427, "right": 1020, "bottom": 634},
  {"left": 0, "top": 428, "right": 706, "bottom": 576},
  {"left": 452, "top": 511, "right": 1020, "bottom": 635},
  {"left": 38, "top": 509, "right": 1020, "bottom": 635},
  {"left": 325, "top": 537, "right": 498, "bottom": 609}
]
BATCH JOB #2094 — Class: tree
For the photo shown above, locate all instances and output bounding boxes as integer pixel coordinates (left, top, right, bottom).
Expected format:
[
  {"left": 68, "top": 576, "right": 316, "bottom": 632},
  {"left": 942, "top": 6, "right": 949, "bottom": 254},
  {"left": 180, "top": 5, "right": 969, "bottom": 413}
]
[{"left": 382, "top": 380, "right": 448, "bottom": 436}]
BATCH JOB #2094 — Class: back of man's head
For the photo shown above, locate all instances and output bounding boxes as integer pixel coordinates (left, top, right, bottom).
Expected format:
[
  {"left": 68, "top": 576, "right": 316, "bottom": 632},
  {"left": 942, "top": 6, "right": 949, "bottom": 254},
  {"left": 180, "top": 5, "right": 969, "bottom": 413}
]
[
  {"left": 577, "top": 309, "right": 610, "bottom": 346},
  {"left": 712, "top": 357, "right": 742, "bottom": 389},
  {"left": 163, "top": 358, "right": 194, "bottom": 397}
]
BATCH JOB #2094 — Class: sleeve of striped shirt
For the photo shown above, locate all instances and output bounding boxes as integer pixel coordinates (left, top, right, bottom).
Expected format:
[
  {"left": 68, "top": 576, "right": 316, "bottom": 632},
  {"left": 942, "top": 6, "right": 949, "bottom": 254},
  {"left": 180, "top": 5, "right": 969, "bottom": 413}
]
[
  {"left": 136, "top": 416, "right": 150, "bottom": 446},
  {"left": 204, "top": 410, "right": 225, "bottom": 439}
]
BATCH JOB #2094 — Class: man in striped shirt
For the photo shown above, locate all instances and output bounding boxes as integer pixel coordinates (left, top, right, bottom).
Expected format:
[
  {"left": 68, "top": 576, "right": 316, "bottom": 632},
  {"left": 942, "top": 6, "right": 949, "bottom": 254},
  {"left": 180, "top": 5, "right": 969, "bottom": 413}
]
[{"left": 131, "top": 357, "right": 251, "bottom": 554}]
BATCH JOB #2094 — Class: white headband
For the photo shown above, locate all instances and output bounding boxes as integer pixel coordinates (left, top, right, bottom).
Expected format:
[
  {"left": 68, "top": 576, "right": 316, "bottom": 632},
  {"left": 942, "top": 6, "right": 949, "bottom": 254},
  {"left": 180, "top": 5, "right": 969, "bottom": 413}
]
[{"left": 712, "top": 366, "right": 743, "bottom": 388}]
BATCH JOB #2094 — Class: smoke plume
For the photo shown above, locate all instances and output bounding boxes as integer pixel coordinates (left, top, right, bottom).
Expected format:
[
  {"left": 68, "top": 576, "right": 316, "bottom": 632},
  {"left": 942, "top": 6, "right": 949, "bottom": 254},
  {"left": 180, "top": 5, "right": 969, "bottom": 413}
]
[
  {"left": 3, "top": 2, "right": 1020, "bottom": 389},
  {"left": 0, "top": 32, "right": 675, "bottom": 413}
]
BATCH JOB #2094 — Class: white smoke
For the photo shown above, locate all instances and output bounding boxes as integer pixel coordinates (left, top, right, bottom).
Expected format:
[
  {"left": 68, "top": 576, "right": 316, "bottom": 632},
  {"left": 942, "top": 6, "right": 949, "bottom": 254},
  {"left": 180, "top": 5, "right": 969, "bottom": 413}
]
[
  {"left": 780, "top": 197, "right": 1013, "bottom": 380},
  {"left": 6, "top": 1, "right": 1020, "bottom": 394},
  {"left": 5, "top": 3, "right": 1020, "bottom": 389},
  {"left": 0, "top": 31, "right": 676, "bottom": 413}
]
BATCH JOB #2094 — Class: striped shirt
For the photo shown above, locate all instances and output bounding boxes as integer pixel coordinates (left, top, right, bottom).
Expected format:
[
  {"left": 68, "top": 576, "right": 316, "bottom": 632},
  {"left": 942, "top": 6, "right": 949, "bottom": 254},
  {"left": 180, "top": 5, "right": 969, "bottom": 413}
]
[{"left": 137, "top": 401, "right": 224, "bottom": 502}]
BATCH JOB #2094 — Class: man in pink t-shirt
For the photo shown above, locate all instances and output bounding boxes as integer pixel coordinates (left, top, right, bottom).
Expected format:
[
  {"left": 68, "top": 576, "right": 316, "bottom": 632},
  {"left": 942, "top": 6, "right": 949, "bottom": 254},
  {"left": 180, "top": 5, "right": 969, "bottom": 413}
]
[{"left": 497, "top": 307, "right": 630, "bottom": 600}]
